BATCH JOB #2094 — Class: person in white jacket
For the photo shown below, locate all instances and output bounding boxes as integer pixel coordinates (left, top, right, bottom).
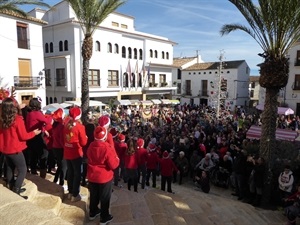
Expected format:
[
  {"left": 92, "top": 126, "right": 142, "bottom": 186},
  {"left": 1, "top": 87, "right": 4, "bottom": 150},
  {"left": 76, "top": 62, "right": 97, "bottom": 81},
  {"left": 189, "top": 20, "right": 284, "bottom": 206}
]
[{"left": 278, "top": 165, "right": 294, "bottom": 201}]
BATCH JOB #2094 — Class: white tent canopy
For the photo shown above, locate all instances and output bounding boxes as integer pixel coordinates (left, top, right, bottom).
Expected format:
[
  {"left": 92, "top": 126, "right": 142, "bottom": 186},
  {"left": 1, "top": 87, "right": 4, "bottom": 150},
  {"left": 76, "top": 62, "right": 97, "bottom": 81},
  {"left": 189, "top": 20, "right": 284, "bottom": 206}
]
[
  {"left": 256, "top": 104, "right": 294, "bottom": 115},
  {"left": 42, "top": 103, "right": 72, "bottom": 111}
]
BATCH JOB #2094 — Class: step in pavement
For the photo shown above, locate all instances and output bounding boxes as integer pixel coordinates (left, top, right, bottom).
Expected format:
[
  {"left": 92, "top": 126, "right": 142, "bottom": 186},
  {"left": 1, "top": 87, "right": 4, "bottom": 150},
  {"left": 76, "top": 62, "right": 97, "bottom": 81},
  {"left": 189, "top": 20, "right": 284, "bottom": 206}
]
[{"left": 0, "top": 173, "right": 292, "bottom": 225}]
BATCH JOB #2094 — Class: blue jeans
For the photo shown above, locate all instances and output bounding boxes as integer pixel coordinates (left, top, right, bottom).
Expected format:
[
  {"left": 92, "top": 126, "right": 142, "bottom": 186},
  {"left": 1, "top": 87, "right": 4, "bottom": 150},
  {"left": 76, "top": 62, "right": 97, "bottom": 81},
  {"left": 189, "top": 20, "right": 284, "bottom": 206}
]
[{"left": 66, "top": 157, "right": 82, "bottom": 197}]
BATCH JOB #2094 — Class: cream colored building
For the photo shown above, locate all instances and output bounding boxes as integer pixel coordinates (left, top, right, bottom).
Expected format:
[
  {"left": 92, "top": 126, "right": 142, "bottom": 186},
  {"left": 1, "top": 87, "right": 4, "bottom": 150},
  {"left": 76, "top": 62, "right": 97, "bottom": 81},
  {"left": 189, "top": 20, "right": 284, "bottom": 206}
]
[
  {"left": 31, "top": 1, "right": 177, "bottom": 105},
  {"left": 0, "top": 11, "right": 47, "bottom": 106}
]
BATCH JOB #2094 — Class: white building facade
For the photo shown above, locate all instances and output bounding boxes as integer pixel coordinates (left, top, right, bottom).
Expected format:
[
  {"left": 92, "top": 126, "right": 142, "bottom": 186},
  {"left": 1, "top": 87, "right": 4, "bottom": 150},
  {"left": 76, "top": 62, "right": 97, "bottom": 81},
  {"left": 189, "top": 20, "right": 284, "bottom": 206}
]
[
  {"left": 35, "top": 1, "right": 176, "bottom": 105},
  {"left": 179, "top": 60, "right": 250, "bottom": 111},
  {"left": 0, "top": 11, "right": 47, "bottom": 106}
]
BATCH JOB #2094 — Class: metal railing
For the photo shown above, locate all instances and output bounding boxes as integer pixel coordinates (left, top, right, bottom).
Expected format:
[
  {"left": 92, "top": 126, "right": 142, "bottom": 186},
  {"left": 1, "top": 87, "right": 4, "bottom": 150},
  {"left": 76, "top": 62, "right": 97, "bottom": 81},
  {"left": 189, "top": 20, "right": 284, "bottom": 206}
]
[{"left": 14, "top": 76, "right": 41, "bottom": 89}]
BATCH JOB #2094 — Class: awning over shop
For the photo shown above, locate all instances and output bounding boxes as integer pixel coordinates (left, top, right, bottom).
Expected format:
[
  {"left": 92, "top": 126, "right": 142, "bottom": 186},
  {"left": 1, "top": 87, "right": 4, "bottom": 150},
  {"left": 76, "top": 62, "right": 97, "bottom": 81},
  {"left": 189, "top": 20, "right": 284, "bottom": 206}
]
[
  {"left": 170, "top": 99, "right": 180, "bottom": 105},
  {"left": 151, "top": 99, "right": 162, "bottom": 105},
  {"left": 255, "top": 104, "right": 294, "bottom": 115},
  {"left": 114, "top": 100, "right": 132, "bottom": 106},
  {"left": 246, "top": 125, "right": 298, "bottom": 141},
  {"left": 140, "top": 100, "right": 153, "bottom": 106},
  {"left": 161, "top": 99, "right": 171, "bottom": 104},
  {"left": 129, "top": 99, "right": 140, "bottom": 105}
]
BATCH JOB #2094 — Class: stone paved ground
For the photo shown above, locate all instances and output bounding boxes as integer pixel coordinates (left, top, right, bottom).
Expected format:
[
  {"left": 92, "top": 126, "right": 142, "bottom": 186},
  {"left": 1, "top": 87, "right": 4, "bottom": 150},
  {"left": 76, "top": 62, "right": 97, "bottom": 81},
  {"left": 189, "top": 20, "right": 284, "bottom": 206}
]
[
  {"left": 0, "top": 174, "right": 289, "bottom": 225},
  {"left": 84, "top": 178, "right": 287, "bottom": 225}
]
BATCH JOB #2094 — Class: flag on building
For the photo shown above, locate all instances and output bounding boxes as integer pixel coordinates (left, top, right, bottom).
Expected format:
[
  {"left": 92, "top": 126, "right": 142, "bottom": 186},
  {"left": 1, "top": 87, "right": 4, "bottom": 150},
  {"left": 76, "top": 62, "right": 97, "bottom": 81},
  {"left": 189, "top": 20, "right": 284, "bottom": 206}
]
[
  {"left": 147, "top": 62, "right": 151, "bottom": 81},
  {"left": 126, "top": 59, "right": 132, "bottom": 83},
  {"left": 135, "top": 60, "right": 139, "bottom": 87}
]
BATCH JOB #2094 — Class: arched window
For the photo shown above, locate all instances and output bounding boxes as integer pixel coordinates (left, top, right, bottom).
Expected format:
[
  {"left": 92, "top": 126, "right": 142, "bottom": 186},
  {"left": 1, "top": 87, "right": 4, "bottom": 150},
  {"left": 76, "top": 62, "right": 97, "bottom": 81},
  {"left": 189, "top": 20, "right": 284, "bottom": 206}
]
[
  {"left": 122, "top": 46, "right": 126, "bottom": 58},
  {"left": 114, "top": 44, "right": 119, "bottom": 54},
  {"left": 128, "top": 47, "right": 132, "bottom": 59},
  {"left": 54, "top": 97, "right": 57, "bottom": 103},
  {"left": 139, "top": 49, "right": 143, "bottom": 60},
  {"left": 123, "top": 73, "right": 128, "bottom": 87},
  {"left": 46, "top": 97, "right": 49, "bottom": 105},
  {"left": 162, "top": 51, "right": 165, "bottom": 59},
  {"left": 132, "top": 73, "right": 135, "bottom": 87},
  {"left": 150, "top": 49, "right": 153, "bottom": 58},
  {"left": 95, "top": 41, "right": 100, "bottom": 51},
  {"left": 154, "top": 50, "right": 158, "bottom": 58},
  {"left": 133, "top": 48, "right": 137, "bottom": 59},
  {"left": 138, "top": 73, "right": 142, "bottom": 87},
  {"left": 45, "top": 43, "right": 49, "bottom": 53},
  {"left": 50, "top": 97, "right": 53, "bottom": 104},
  {"left": 107, "top": 42, "right": 112, "bottom": 53},
  {"left": 64, "top": 40, "right": 68, "bottom": 51},
  {"left": 166, "top": 52, "right": 169, "bottom": 59},
  {"left": 59, "top": 41, "right": 63, "bottom": 52},
  {"left": 50, "top": 42, "right": 53, "bottom": 53}
]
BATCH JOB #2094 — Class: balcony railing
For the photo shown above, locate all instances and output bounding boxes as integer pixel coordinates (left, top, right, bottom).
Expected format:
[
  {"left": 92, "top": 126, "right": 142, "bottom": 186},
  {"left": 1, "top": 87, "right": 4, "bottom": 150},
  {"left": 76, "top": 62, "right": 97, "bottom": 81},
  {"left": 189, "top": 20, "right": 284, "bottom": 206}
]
[
  {"left": 14, "top": 76, "right": 41, "bottom": 89},
  {"left": 295, "top": 59, "right": 300, "bottom": 66},
  {"left": 18, "top": 39, "right": 30, "bottom": 49},
  {"left": 199, "top": 90, "right": 208, "bottom": 96},
  {"left": 292, "top": 82, "right": 300, "bottom": 90}
]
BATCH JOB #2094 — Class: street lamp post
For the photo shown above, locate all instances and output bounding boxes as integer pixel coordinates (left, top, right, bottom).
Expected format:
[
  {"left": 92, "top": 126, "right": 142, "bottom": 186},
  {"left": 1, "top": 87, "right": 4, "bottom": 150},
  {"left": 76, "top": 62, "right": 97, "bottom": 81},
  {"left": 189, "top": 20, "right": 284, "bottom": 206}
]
[{"left": 216, "top": 50, "right": 225, "bottom": 118}]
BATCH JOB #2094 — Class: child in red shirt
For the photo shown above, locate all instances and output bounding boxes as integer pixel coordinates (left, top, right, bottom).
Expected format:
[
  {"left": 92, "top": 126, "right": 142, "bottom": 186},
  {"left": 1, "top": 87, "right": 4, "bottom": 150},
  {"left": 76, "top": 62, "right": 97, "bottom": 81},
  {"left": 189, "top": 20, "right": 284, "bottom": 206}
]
[{"left": 159, "top": 151, "right": 179, "bottom": 193}]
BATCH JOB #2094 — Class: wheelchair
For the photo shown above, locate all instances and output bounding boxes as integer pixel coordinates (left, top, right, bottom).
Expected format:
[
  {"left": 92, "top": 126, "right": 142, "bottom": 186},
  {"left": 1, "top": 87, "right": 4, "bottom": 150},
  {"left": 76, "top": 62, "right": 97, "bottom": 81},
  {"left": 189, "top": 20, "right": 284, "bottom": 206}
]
[{"left": 210, "top": 166, "right": 231, "bottom": 188}]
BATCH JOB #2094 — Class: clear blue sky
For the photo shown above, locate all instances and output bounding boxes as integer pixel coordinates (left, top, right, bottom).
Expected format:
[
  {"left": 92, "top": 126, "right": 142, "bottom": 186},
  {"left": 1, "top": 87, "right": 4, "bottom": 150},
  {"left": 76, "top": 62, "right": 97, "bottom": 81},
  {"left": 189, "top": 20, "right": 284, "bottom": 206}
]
[{"left": 24, "top": 0, "right": 262, "bottom": 75}]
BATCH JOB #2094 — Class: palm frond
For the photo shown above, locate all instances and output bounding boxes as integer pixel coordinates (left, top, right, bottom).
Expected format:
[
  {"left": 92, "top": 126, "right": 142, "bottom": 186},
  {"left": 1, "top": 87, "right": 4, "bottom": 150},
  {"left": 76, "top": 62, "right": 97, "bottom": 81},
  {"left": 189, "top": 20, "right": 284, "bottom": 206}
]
[
  {"left": 0, "top": 0, "right": 50, "bottom": 16},
  {"left": 68, "top": 0, "right": 125, "bottom": 35},
  {"left": 222, "top": 0, "right": 300, "bottom": 59}
]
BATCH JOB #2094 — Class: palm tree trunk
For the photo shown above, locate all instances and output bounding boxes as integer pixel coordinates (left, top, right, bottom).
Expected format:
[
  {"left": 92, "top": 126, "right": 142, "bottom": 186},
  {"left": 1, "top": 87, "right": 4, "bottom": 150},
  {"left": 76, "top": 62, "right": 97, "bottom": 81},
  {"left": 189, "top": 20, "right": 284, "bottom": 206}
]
[
  {"left": 81, "top": 35, "right": 93, "bottom": 124},
  {"left": 260, "top": 88, "right": 279, "bottom": 162},
  {"left": 260, "top": 87, "right": 279, "bottom": 206},
  {"left": 81, "top": 58, "right": 89, "bottom": 124}
]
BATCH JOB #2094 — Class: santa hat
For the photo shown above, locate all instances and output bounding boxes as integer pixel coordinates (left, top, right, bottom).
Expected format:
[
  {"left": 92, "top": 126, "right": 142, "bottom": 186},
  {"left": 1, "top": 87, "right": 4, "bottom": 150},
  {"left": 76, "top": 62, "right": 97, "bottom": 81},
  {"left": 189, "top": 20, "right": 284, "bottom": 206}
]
[
  {"left": 94, "top": 126, "right": 107, "bottom": 141},
  {"left": 98, "top": 115, "right": 110, "bottom": 128},
  {"left": 148, "top": 143, "right": 156, "bottom": 152},
  {"left": 118, "top": 133, "right": 125, "bottom": 142},
  {"left": 52, "top": 108, "right": 65, "bottom": 122},
  {"left": 136, "top": 138, "right": 144, "bottom": 148},
  {"left": 110, "top": 127, "right": 118, "bottom": 138},
  {"left": 163, "top": 151, "right": 169, "bottom": 158},
  {"left": 69, "top": 107, "right": 81, "bottom": 121}
]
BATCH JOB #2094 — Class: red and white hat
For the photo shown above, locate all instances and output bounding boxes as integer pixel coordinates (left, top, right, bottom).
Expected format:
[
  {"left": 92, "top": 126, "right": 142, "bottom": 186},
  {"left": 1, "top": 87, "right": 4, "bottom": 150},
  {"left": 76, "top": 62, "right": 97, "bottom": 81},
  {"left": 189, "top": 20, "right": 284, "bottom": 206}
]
[
  {"left": 136, "top": 138, "right": 144, "bottom": 148},
  {"left": 52, "top": 108, "right": 65, "bottom": 122},
  {"left": 110, "top": 127, "right": 118, "bottom": 138},
  {"left": 69, "top": 107, "right": 81, "bottom": 121},
  {"left": 163, "top": 151, "right": 169, "bottom": 158},
  {"left": 94, "top": 126, "right": 107, "bottom": 141},
  {"left": 118, "top": 133, "right": 125, "bottom": 142},
  {"left": 148, "top": 143, "right": 156, "bottom": 152},
  {"left": 98, "top": 115, "right": 110, "bottom": 128}
]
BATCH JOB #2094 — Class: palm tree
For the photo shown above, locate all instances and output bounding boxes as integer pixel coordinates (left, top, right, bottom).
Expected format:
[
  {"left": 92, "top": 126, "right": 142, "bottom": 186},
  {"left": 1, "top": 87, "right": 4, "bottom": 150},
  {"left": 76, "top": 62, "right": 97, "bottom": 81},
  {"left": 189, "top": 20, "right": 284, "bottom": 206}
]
[
  {"left": 67, "top": 0, "right": 125, "bottom": 123},
  {"left": 220, "top": 0, "right": 300, "bottom": 163},
  {"left": 0, "top": 0, "right": 50, "bottom": 17}
]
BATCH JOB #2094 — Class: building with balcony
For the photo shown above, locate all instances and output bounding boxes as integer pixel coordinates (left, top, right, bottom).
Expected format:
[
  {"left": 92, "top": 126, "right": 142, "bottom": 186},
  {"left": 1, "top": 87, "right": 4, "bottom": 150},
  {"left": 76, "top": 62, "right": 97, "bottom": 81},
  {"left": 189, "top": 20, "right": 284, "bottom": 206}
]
[
  {"left": 249, "top": 76, "right": 260, "bottom": 107},
  {"left": 32, "top": 1, "right": 176, "bottom": 105},
  {"left": 179, "top": 60, "right": 250, "bottom": 111},
  {"left": 0, "top": 11, "right": 47, "bottom": 105}
]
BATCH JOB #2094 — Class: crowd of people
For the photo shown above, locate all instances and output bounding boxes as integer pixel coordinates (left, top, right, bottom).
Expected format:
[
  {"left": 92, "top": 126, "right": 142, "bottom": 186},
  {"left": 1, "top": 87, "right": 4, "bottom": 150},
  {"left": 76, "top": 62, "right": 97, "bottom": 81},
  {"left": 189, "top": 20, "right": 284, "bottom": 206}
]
[{"left": 1, "top": 97, "right": 300, "bottom": 225}]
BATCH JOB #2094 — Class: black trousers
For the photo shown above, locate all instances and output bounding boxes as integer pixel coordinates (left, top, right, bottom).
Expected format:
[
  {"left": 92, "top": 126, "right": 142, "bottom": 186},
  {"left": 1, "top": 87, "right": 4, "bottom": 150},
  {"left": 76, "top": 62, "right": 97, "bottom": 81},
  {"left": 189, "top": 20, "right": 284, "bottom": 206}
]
[
  {"left": 146, "top": 168, "right": 157, "bottom": 188},
  {"left": 5, "top": 152, "right": 27, "bottom": 189},
  {"left": 161, "top": 175, "right": 172, "bottom": 193},
  {"left": 138, "top": 164, "right": 147, "bottom": 189},
  {"left": 126, "top": 168, "right": 138, "bottom": 192},
  {"left": 89, "top": 180, "right": 112, "bottom": 219},
  {"left": 52, "top": 148, "right": 67, "bottom": 186},
  {"left": 66, "top": 157, "right": 82, "bottom": 197},
  {"left": 27, "top": 134, "right": 48, "bottom": 171}
]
